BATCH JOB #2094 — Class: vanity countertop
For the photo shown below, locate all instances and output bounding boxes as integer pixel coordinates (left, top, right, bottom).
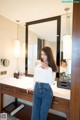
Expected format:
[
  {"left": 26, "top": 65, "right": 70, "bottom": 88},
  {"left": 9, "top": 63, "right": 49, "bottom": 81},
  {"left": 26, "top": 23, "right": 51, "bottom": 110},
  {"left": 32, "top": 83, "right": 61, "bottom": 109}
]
[{"left": 0, "top": 77, "right": 70, "bottom": 100}]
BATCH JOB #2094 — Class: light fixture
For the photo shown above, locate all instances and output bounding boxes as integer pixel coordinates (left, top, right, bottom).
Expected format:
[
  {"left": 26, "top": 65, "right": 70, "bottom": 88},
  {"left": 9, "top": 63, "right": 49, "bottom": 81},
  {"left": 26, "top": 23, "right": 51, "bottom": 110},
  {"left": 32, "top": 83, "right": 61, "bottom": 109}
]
[
  {"left": 63, "top": 8, "right": 72, "bottom": 60},
  {"left": 14, "top": 20, "right": 20, "bottom": 73}
]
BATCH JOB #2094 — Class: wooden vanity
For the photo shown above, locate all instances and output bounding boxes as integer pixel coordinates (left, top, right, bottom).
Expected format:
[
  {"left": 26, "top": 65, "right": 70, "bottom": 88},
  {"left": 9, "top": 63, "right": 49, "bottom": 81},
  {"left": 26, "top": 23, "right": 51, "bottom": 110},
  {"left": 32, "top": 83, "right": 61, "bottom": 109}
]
[{"left": 0, "top": 77, "right": 70, "bottom": 120}]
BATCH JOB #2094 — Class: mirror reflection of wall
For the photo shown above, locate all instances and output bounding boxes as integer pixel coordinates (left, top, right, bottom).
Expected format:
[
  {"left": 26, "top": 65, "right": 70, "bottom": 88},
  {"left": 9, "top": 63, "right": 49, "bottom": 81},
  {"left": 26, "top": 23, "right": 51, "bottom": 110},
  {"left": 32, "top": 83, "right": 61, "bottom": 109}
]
[
  {"left": 28, "top": 20, "right": 57, "bottom": 74},
  {"left": 26, "top": 13, "right": 72, "bottom": 78},
  {"left": 60, "top": 13, "right": 72, "bottom": 79},
  {"left": 28, "top": 30, "right": 37, "bottom": 74}
]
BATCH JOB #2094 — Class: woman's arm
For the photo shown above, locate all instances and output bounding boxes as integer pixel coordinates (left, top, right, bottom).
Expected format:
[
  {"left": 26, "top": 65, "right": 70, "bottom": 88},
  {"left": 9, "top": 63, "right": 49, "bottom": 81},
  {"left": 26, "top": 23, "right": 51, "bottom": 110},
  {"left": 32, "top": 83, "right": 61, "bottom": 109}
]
[{"left": 26, "top": 60, "right": 40, "bottom": 93}]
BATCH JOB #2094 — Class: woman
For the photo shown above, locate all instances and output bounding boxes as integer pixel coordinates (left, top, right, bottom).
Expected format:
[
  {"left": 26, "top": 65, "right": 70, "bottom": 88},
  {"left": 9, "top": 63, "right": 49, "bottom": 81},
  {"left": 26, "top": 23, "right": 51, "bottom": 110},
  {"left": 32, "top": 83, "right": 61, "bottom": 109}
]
[
  {"left": 27, "top": 46, "right": 57, "bottom": 120},
  {"left": 60, "top": 59, "right": 67, "bottom": 73}
]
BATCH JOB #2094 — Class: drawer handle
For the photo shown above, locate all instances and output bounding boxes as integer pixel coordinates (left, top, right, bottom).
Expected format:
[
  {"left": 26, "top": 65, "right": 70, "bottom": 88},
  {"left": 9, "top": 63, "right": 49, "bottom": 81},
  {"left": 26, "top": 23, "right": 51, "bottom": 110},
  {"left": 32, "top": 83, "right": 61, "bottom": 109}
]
[{"left": 53, "top": 101, "right": 59, "bottom": 105}]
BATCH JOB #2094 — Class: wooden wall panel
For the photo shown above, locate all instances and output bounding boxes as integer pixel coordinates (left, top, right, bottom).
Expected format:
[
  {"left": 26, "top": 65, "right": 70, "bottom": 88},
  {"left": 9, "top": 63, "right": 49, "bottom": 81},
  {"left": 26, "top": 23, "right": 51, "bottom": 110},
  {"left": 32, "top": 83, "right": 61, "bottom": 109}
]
[{"left": 70, "top": 3, "right": 80, "bottom": 120}]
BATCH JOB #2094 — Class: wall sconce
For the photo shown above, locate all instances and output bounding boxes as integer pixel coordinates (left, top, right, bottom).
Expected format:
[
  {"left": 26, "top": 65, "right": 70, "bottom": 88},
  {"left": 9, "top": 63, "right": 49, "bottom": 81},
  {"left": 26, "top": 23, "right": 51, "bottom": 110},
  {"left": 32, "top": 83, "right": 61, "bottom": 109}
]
[
  {"left": 14, "top": 20, "right": 20, "bottom": 73},
  {"left": 63, "top": 8, "right": 72, "bottom": 60},
  {"left": 63, "top": 35, "right": 72, "bottom": 60}
]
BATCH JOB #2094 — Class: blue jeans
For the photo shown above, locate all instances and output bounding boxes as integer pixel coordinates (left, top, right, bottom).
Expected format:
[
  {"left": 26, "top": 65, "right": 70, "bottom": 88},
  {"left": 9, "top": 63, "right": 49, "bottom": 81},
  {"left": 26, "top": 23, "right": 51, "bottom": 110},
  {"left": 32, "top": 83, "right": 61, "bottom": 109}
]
[{"left": 31, "top": 82, "right": 53, "bottom": 120}]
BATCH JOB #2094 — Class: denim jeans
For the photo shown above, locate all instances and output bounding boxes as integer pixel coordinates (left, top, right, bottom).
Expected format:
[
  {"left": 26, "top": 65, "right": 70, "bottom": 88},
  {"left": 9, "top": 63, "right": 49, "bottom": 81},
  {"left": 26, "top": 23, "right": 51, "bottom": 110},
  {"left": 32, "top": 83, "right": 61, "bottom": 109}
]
[{"left": 31, "top": 82, "right": 53, "bottom": 120}]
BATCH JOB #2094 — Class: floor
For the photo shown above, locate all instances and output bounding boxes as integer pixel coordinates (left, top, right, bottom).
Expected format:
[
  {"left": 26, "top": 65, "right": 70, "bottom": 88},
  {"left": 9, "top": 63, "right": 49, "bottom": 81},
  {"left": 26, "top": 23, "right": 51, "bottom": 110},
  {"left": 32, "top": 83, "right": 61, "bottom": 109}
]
[
  {"left": 3, "top": 102, "right": 66, "bottom": 120},
  {"left": 7, "top": 114, "right": 19, "bottom": 120}
]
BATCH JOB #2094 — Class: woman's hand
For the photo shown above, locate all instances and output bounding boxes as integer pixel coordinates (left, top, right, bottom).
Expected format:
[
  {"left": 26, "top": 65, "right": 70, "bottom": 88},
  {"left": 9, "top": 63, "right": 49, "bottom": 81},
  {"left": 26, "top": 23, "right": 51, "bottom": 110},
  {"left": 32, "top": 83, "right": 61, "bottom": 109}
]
[{"left": 26, "top": 88, "right": 33, "bottom": 94}]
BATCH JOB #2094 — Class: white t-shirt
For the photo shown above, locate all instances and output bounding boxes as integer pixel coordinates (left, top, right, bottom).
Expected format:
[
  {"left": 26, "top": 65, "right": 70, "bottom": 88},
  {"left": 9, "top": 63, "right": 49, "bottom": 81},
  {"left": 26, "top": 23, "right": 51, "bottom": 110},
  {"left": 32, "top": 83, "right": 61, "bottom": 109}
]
[{"left": 32, "top": 64, "right": 55, "bottom": 88}]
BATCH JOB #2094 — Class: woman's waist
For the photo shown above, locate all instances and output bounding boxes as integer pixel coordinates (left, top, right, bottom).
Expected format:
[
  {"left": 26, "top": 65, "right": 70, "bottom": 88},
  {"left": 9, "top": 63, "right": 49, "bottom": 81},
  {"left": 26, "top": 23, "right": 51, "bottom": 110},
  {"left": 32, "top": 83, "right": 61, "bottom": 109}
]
[
  {"left": 35, "top": 79, "right": 52, "bottom": 85},
  {"left": 35, "top": 81, "right": 51, "bottom": 89}
]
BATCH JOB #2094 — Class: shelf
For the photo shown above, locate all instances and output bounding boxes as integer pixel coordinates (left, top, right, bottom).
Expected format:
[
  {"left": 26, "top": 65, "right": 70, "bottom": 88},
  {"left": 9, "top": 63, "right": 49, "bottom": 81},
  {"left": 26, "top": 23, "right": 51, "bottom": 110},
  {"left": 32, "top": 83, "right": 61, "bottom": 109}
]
[{"left": 3, "top": 101, "right": 66, "bottom": 120}]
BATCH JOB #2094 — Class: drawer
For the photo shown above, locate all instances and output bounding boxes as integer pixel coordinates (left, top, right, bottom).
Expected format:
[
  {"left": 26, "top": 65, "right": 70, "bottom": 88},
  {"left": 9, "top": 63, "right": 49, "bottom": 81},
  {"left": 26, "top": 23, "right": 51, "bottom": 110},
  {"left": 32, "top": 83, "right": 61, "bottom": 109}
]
[
  {"left": 15, "top": 88, "right": 27, "bottom": 96},
  {"left": 1, "top": 84, "right": 14, "bottom": 93},
  {"left": 52, "top": 97, "right": 70, "bottom": 108}
]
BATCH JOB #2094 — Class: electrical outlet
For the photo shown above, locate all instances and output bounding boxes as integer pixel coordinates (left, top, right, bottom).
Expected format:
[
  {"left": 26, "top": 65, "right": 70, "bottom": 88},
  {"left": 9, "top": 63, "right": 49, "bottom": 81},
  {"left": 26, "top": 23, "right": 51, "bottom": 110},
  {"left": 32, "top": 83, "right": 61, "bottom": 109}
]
[{"left": 0, "top": 71, "right": 7, "bottom": 75}]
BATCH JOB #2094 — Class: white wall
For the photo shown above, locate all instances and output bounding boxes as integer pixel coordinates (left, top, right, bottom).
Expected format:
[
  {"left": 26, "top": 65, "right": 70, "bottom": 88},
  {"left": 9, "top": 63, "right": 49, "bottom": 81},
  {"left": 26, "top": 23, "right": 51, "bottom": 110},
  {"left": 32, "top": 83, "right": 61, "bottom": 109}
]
[{"left": 0, "top": 15, "right": 25, "bottom": 107}]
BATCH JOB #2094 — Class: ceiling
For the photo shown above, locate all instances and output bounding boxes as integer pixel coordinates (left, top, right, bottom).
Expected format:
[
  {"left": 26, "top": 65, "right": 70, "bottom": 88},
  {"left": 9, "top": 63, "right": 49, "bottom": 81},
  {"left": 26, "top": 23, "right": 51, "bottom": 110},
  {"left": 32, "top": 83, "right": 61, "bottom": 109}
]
[
  {"left": 0, "top": 0, "right": 73, "bottom": 42},
  {"left": 29, "top": 20, "right": 57, "bottom": 41},
  {"left": 0, "top": 0, "right": 73, "bottom": 25}
]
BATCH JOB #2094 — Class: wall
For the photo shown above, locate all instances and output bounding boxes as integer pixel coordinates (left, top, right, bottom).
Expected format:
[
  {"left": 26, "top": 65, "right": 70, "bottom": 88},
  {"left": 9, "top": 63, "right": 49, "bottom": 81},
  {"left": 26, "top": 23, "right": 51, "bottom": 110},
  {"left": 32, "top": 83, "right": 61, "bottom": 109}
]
[
  {"left": 0, "top": 15, "right": 25, "bottom": 107},
  {"left": 28, "top": 31, "right": 37, "bottom": 74}
]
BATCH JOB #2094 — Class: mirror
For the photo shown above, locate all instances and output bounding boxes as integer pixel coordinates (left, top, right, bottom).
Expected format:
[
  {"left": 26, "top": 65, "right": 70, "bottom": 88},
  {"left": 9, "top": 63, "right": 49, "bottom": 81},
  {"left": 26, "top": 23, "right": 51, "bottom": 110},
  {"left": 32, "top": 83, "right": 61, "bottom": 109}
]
[{"left": 25, "top": 16, "right": 61, "bottom": 77}]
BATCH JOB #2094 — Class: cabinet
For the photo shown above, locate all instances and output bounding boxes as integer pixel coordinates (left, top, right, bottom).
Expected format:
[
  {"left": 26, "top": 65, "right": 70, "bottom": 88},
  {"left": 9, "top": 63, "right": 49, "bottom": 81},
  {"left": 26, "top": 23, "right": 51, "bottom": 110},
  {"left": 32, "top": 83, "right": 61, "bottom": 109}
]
[{"left": 0, "top": 82, "right": 70, "bottom": 120}]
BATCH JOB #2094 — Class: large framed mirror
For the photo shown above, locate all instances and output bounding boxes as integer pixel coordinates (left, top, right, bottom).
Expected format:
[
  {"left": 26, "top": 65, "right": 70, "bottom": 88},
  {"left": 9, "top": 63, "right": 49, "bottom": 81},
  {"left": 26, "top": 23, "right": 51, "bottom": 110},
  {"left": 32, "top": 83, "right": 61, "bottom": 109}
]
[{"left": 25, "top": 16, "right": 61, "bottom": 77}]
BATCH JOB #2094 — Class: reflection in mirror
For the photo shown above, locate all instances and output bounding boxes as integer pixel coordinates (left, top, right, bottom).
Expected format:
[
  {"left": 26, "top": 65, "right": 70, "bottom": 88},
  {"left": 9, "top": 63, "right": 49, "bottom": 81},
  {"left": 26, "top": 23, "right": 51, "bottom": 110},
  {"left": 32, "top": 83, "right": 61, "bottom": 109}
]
[
  {"left": 26, "top": 16, "right": 61, "bottom": 76},
  {"left": 25, "top": 14, "right": 72, "bottom": 82},
  {"left": 26, "top": 14, "right": 72, "bottom": 81},
  {"left": 28, "top": 21, "right": 57, "bottom": 74},
  {"left": 59, "top": 13, "right": 72, "bottom": 81}
]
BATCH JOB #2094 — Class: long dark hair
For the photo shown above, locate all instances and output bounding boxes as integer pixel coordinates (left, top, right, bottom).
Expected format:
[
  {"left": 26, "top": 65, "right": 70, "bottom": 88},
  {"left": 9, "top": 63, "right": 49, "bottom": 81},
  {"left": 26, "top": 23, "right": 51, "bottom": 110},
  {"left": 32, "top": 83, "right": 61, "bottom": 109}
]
[
  {"left": 61, "top": 59, "right": 67, "bottom": 66},
  {"left": 41, "top": 46, "right": 57, "bottom": 72}
]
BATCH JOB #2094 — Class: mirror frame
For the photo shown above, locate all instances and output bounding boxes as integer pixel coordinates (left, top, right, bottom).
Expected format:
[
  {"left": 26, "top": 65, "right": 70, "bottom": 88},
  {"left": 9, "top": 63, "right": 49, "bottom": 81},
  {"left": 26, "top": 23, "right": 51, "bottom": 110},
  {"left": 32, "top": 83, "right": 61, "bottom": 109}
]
[{"left": 25, "top": 16, "right": 61, "bottom": 76}]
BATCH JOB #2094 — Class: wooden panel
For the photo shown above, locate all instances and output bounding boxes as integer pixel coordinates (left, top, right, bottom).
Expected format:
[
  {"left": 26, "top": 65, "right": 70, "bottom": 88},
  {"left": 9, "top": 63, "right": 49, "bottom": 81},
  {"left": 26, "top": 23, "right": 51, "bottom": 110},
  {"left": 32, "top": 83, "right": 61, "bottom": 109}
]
[
  {"left": 0, "top": 93, "right": 3, "bottom": 113},
  {"left": 70, "top": 3, "right": 80, "bottom": 120},
  {"left": 79, "top": 104, "right": 80, "bottom": 119},
  {"left": 15, "top": 88, "right": 27, "bottom": 96},
  {"left": 51, "top": 96, "right": 70, "bottom": 120},
  {"left": 14, "top": 87, "right": 33, "bottom": 102},
  {"left": 52, "top": 97, "right": 69, "bottom": 109},
  {"left": 0, "top": 84, "right": 33, "bottom": 102},
  {"left": 1, "top": 84, "right": 14, "bottom": 93},
  {"left": 74, "top": 97, "right": 80, "bottom": 120}
]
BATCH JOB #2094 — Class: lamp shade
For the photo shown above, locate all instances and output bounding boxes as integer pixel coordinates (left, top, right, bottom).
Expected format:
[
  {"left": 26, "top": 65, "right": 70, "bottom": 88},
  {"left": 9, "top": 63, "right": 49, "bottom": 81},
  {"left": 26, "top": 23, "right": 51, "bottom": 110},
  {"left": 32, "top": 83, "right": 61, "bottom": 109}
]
[
  {"left": 63, "top": 34, "right": 72, "bottom": 59},
  {"left": 14, "top": 40, "right": 20, "bottom": 58}
]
